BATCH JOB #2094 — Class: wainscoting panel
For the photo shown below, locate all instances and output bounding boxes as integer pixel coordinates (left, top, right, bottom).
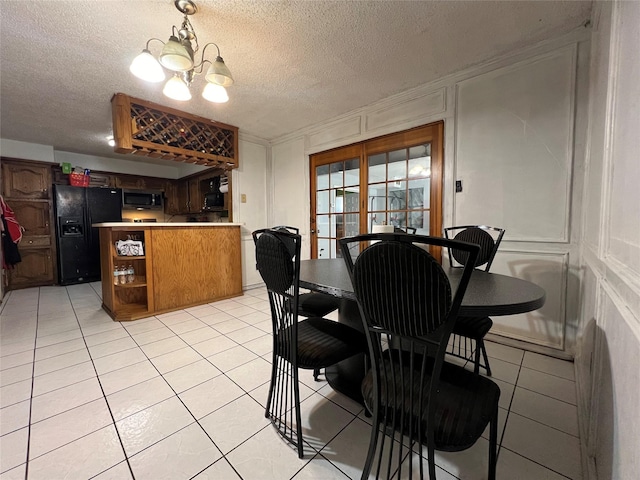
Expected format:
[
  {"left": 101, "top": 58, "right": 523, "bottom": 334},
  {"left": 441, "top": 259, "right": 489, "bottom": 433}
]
[
  {"left": 454, "top": 46, "right": 576, "bottom": 243},
  {"left": 364, "top": 88, "right": 446, "bottom": 133},
  {"left": 490, "top": 250, "right": 568, "bottom": 349}
]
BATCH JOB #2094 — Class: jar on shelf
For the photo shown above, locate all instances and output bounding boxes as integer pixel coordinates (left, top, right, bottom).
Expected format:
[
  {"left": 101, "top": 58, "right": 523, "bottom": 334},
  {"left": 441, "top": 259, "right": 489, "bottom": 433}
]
[{"left": 127, "top": 264, "right": 135, "bottom": 283}]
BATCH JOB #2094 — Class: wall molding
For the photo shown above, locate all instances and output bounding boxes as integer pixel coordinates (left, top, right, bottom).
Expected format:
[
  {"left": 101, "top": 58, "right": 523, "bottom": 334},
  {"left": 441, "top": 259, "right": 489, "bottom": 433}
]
[
  {"left": 307, "top": 116, "right": 362, "bottom": 150},
  {"left": 364, "top": 88, "right": 446, "bottom": 134}
]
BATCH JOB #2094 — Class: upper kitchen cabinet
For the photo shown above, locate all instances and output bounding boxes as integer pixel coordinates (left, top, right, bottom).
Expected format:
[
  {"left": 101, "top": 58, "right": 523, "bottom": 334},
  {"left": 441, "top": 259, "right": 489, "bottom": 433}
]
[
  {"left": 2, "top": 159, "right": 51, "bottom": 199},
  {"left": 164, "top": 177, "right": 203, "bottom": 215},
  {"left": 52, "top": 166, "right": 114, "bottom": 187},
  {"left": 115, "top": 175, "right": 167, "bottom": 191}
]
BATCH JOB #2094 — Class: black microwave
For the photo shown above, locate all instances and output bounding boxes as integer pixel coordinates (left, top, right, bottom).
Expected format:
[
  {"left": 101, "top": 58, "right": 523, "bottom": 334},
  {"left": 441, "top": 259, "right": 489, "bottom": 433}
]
[{"left": 122, "top": 190, "right": 164, "bottom": 210}]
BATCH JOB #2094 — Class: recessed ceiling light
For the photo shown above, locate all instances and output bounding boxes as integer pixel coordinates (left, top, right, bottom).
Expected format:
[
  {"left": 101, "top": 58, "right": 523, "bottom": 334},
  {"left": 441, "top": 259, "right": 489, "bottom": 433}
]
[{"left": 106, "top": 135, "right": 115, "bottom": 147}]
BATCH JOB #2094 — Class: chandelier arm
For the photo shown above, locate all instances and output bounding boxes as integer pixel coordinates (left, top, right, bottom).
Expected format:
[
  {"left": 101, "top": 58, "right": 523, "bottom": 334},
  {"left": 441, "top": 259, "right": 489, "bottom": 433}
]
[
  {"left": 144, "top": 38, "right": 166, "bottom": 50},
  {"left": 192, "top": 59, "right": 211, "bottom": 76},
  {"left": 193, "top": 42, "right": 221, "bottom": 70}
]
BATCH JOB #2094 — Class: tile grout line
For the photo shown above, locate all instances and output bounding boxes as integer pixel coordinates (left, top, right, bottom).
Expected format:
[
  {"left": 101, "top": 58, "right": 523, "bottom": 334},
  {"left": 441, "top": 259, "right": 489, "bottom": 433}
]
[
  {"left": 22, "top": 287, "right": 40, "bottom": 480},
  {"left": 499, "top": 444, "right": 576, "bottom": 480},
  {"left": 64, "top": 286, "right": 138, "bottom": 480},
  {"left": 502, "top": 351, "right": 578, "bottom": 479},
  {"left": 496, "top": 350, "right": 524, "bottom": 459}
]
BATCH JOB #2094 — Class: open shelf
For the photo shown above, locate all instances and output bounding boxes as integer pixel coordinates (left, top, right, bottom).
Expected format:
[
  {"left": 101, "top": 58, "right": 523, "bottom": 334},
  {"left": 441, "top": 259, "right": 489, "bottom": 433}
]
[
  {"left": 100, "top": 227, "right": 153, "bottom": 321},
  {"left": 114, "top": 278, "right": 147, "bottom": 288}
]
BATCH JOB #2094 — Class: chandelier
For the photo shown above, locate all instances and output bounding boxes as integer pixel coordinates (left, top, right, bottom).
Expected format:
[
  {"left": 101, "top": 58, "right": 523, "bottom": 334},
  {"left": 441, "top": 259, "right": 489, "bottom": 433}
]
[{"left": 129, "top": 0, "right": 233, "bottom": 103}]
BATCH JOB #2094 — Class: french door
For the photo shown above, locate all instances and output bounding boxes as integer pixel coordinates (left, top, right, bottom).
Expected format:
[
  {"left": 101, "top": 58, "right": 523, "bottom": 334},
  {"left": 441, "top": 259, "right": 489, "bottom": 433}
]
[{"left": 310, "top": 121, "right": 443, "bottom": 260}]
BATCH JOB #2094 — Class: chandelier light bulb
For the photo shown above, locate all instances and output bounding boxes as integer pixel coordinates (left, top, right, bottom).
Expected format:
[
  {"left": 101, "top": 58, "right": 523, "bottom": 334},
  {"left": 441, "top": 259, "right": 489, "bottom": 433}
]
[
  {"left": 159, "top": 36, "right": 194, "bottom": 72},
  {"left": 205, "top": 57, "right": 234, "bottom": 87},
  {"left": 202, "top": 83, "right": 229, "bottom": 103},
  {"left": 130, "top": 50, "right": 165, "bottom": 83},
  {"left": 163, "top": 75, "right": 192, "bottom": 101}
]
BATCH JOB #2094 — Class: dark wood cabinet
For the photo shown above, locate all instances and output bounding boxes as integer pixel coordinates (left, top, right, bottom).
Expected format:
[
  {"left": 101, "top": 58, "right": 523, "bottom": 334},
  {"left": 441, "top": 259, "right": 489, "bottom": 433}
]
[
  {"left": 2, "top": 161, "right": 51, "bottom": 199},
  {"left": 187, "top": 179, "right": 203, "bottom": 213},
  {"left": 10, "top": 201, "right": 51, "bottom": 237},
  {"left": 115, "top": 174, "right": 168, "bottom": 191},
  {"left": 163, "top": 181, "right": 180, "bottom": 215},
  {"left": 115, "top": 175, "right": 146, "bottom": 190},
  {"left": 1, "top": 158, "right": 56, "bottom": 290},
  {"left": 164, "top": 172, "right": 228, "bottom": 215},
  {"left": 8, "top": 248, "right": 55, "bottom": 288},
  {"left": 88, "top": 172, "right": 113, "bottom": 188},
  {"left": 52, "top": 167, "right": 114, "bottom": 187}
]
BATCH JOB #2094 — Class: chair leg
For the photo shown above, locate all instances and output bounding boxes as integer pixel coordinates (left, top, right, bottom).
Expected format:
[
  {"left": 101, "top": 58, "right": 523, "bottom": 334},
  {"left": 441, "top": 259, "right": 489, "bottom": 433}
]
[
  {"left": 473, "top": 340, "right": 482, "bottom": 375},
  {"left": 313, "top": 367, "right": 320, "bottom": 381},
  {"left": 488, "top": 403, "right": 498, "bottom": 480},
  {"left": 479, "top": 339, "right": 492, "bottom": 376},
  {"left": 360, "top": 410, "right": 381, "bottom": 480},
  {"left": 293, "top": 367, "right": 304, "bottom": 458},
  {"left": 264, "top": 352, "right": 278, "bottom": 417}
]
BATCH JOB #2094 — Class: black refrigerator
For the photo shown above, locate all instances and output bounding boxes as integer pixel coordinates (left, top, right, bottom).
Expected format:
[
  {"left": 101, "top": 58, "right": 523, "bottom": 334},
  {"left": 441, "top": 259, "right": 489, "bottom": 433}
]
[{"left": 54, "top": 185, "right": 123, "bottom": 285}]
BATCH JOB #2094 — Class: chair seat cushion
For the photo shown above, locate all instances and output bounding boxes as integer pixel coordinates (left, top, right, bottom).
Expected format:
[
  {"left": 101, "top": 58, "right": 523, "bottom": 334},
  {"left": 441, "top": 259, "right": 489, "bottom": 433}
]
[
  {"left": 452, "top": 316, "right": 493, "bottom": 339},
  {"left": 361, "top": 349, "right": 500, "bottom": 451},
  {"left": 278, "top": 317, "right": 367, "bottom": 369},
  {"left": 297, "top": 293, "right": 341, "bottom": 317}
]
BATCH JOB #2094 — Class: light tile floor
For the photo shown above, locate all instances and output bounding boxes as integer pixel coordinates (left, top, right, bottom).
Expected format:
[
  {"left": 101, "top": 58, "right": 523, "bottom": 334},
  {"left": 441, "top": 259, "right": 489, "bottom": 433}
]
[{"left": 0, "top": 284, "right": 582, "bottom": 479}]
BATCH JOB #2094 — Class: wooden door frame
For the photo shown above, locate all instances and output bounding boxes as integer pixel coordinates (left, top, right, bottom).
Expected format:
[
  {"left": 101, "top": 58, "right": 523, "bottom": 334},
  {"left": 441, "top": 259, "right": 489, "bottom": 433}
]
[{"left": 310, "top": 121, "right": 444, "bottom": 261}]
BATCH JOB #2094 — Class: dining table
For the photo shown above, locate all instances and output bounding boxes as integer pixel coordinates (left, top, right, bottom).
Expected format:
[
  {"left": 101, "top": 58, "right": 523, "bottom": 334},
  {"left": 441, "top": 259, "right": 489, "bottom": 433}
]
[{"left": 299, "top": 258, "right": 546, "bottom": 403}]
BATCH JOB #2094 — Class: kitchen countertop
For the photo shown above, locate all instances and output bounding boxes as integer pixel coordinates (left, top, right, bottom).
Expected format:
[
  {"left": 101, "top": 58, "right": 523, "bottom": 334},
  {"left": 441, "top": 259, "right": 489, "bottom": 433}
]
[{"left": 93, "top": 222, "right": 242, "bottom": 227}]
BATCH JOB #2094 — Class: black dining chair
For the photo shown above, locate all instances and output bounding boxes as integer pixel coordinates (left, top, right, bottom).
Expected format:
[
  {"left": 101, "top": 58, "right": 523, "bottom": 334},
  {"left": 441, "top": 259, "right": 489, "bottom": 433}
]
[
  {"left": 340, "top": 233, "right": 500, "bottom": 480},
  {"left": 393, "top": 226, "right": 417, "bottom": 234},
  {"left": 253, "top": 228, "right": 367, "bottom": 458},
  {"left": 272, "top": 225, "right": 342, "bottom": 381},
  {"left": 444, "top": 225, "right": 505, "bottom": 376}
]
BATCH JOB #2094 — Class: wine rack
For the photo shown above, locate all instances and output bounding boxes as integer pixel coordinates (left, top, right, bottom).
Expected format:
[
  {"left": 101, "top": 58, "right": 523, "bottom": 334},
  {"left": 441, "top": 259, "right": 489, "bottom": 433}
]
[{"left": 111, "top": 93, "right": 239, "bottom": 169}]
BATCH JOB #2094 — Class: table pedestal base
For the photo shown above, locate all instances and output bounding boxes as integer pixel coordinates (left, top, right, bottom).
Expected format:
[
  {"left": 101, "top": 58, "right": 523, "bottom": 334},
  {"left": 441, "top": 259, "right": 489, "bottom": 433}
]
[{"left": 326, "top": 299, "right": 367, "bottom": 405}]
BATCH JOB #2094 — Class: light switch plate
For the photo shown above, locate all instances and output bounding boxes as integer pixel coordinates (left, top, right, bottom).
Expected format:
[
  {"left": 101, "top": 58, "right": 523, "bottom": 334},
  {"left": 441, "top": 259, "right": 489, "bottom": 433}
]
[{"left": 241, "top": 193, "right": 247, "bottom": 203}]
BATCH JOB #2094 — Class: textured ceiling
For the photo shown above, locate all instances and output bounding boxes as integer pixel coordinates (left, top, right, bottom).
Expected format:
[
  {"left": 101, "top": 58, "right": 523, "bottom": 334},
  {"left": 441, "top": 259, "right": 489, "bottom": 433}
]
[{"left": 0, "top": 0, "right": 591, "bottom": 162}]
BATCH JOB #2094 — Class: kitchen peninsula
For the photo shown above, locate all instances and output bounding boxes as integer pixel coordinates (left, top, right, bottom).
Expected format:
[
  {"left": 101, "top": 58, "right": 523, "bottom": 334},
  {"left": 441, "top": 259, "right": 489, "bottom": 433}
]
[{"left": 95, "top": 223, "right": 242, "bottom": 321}]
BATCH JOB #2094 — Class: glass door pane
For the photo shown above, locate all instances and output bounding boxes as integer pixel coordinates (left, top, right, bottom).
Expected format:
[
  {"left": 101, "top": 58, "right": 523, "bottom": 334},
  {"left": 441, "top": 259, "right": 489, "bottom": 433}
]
[
  {"left": 367, "top": 143, "right": 431, "bottom": 234},
  {"left": 314, "top": 159, "right": 360, "bottom": 258}
]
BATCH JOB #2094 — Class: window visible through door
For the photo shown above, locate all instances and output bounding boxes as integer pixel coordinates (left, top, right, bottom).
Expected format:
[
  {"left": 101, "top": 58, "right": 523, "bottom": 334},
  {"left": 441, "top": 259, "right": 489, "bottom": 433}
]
[{"left": 310, "top": 122, "right": 443, "bottom": 260}]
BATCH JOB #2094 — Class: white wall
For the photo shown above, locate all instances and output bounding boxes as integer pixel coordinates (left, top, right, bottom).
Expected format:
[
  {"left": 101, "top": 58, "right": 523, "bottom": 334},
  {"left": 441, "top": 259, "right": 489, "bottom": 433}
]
[
  {"left": 234, "top": 136, "right": 269, "bottom": 288},
  {"left": 576, "top": 1, "right": 640, "bottom": 479},
  {"left": 0, "top": 139, "right": 55, "bottom": 163},
  {"left": 270, "top": 28, "right": 590, "bottom": 357}
]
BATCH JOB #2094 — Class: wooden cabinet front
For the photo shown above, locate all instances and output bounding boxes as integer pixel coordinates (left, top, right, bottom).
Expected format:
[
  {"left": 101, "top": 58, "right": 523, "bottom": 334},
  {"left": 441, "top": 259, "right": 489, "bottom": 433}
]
[
  {"left": 2, "top": 161, "right": 51, "bottom": 199},
  {"left": 163, "top": 181, "right": 180, "bottom": 215},
  {"left": 187, "top": 179, "right": 203, "bottom": 213},
  {"left": 8, "top": 248, "right": 54, "bottom": 288},
  {"left": 10, "top": 201, "right": 51, "bottom": 237},
  {"left": 1, "top": 159, "right": 56, "bottom": 290},
  {"left": 151, "top": 226, "right": 242, "bottom": 311}
]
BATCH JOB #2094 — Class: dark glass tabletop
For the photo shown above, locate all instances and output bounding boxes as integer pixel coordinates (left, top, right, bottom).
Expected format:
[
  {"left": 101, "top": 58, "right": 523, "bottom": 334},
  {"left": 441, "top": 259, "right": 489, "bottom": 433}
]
[{"left": 299, "top": 258, "right": 546, "bottom": 317}]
